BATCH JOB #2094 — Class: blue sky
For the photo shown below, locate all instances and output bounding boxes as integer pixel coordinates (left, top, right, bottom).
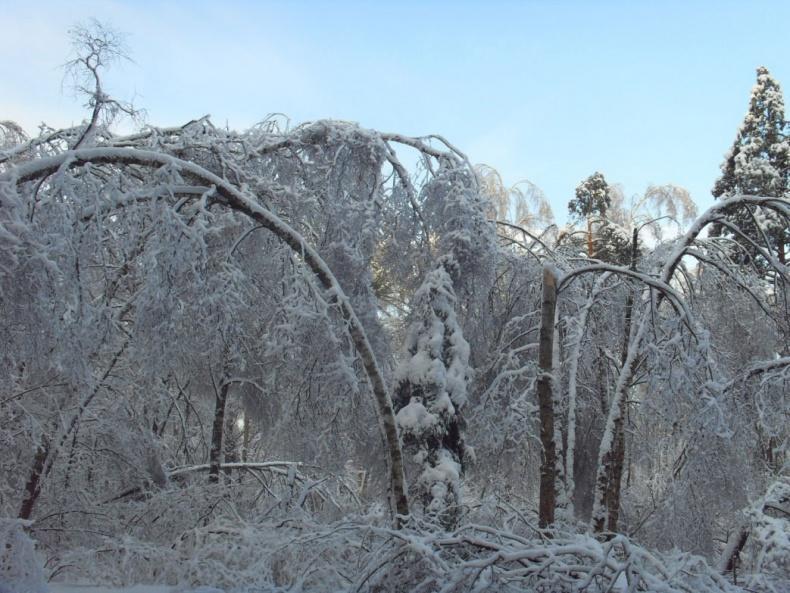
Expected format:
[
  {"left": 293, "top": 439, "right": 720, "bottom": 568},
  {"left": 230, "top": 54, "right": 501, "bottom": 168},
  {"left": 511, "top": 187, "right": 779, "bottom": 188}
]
[{"left": 2, "top": 1, "right": 789, "bottom": 222}]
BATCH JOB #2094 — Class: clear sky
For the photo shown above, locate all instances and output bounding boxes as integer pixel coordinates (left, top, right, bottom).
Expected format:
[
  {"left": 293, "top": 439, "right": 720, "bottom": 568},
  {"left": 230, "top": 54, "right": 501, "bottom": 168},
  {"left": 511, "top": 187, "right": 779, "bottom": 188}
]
[{"left": 2, "top": 1, "right": 789, "bottom": 222}]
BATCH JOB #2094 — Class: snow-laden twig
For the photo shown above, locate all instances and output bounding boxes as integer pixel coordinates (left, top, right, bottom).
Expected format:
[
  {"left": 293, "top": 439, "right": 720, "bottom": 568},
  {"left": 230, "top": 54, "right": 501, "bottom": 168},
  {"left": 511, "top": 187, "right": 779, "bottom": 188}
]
[{"left": 1, "top": 146, "right": 409, "bottom": 521}]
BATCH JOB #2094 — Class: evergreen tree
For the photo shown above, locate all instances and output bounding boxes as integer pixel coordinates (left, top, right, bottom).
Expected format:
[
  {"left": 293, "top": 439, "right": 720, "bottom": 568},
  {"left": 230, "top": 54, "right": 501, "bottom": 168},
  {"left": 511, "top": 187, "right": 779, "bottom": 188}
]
[
  {"left": 568, "top": 172, "right": 634, "bottom": 262},
  {"left": 712, "top": 66, "right": 790, "bottom": 264},
  {"left": 570, "top": 171, "right": 612, "bottom": 221},
  {"left": 569, "top": 172, "right": 612, "bottom": 257},
  {"left": 593, "top": 223, "right": 634, "bottom": 266},
  {"left": 393, "top": 256, "right": 470, "bottom": 529}
]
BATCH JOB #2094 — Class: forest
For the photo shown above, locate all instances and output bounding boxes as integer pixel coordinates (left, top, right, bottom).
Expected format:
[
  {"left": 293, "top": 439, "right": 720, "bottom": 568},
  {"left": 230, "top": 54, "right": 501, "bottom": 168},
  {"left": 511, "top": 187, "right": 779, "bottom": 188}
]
[{"left": 1, "top": 22, "right": 788, "bottom": 593}]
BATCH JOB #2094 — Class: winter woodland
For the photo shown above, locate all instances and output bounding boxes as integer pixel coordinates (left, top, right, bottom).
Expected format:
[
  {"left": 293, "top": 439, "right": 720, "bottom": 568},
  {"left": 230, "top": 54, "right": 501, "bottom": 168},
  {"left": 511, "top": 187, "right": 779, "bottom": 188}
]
[{"left": 1, "top": 23, "right": 788, "bottom": 593}]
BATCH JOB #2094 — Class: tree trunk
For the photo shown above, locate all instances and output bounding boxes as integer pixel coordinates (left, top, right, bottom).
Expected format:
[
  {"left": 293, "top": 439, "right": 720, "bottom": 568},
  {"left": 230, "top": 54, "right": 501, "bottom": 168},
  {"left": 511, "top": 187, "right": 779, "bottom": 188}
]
[
  {"left": 592, "top": 310, "right": 649, "bottom": 533},
  {"left": 242, "top": 412, "right": 250, "bottom": 463},
  {"left": 62, "top": 428, "right": 80, "bottom": 492},
  {"left": 605, "top": 228, "right": 640, "bottom": 533},
  {"left": 719, "top": 525, "right": 750, "bottom": 578},
  {"left": 209, "top": 381, "right": 231, "bottom": 484},
  {"left": 563, "top": 273, "right": 609, "bottom": 517},
  {"left": 537, "top": 265, "right": 558, "bottom": 528},
  {"left": 605, "top": 426, "right": 626, "bottom": 532},
  {"left": 19, "top": 341, "right": 129, "bottom": 520},
  {"left": 18, "top": 438, "right": 50, "bottom": 520}
]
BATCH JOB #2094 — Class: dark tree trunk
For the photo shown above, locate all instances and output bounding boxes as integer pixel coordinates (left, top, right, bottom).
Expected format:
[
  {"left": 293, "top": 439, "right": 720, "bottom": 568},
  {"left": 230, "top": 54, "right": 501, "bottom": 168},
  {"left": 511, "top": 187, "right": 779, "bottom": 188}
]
[
  {"left": 209, "top": 381, "right": 231, "bottom": 484},
  {"left": 537, "top": 265, "right": 558, "bottom": 528},
  {"left": 18, "top": 438, "right": 50, "bottom": 520},
  {"left": 22, "top": 342, "right": 129, "bottom": 518},
  {"left": 62, "top": 428, "right": 80, "bottom": 492},
  {"left": 719, "top": 525, "right": 750, "bottom": 579},
  {"left": 242, "top": 413, "right": 250, "bottom": 463},
  {"left": 605, "top": 425, "right": 626, "bottom": 532}
]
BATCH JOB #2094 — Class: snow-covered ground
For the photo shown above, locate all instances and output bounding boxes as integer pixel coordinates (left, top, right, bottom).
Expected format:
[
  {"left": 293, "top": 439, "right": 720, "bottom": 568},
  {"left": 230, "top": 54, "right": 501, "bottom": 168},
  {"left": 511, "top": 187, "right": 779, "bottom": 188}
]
[
  {"left": 47, "top": 582, "right": 631, "bottom": 593},
  {"left": 51, "top": 587, "right": 171, "bottom": 593},
  {"left": 50, "top": 587, "right": 223, "bottom": 593}
]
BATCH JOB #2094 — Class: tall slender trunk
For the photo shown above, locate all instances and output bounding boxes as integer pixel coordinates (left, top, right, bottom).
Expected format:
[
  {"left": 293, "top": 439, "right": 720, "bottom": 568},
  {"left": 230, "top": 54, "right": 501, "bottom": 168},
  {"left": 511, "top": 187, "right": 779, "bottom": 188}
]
[
  {"left": 62, "top": 429, "right": 80, "bottom": 492},
  {"left": 563, "top": 273, "right": 609, "bottom": 518},
  {"left": 242, "top": 412, "right": 250, "bottom": 463},
  {"left": 605, "top": 426, "right": 626, "bottom": 532},
  {"left": 209, "top": 381, "right": 231, "bottom": 484},
  {"left": 552, "top": 299, "right": 569, "bottom": 517},
  {"left": 592, "top": 335, "right": 640, "bottom": 535},
  {"left": 537, "top": 265, "right": 558, "bottom": 528},
  {"left": 605, "top": 228, "right": 639, "bottom": 533},
  {"left": 597, "top": 346, "right": 608, "bottom": 414},
  {"left": 592, "top": 256, "right": 647, "bottom": 533}
]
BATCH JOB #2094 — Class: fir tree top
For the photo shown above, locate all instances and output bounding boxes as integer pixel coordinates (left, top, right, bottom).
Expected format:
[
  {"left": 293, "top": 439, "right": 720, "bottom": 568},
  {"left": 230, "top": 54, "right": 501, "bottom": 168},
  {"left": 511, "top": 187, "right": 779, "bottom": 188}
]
[{"left": 712, "top": 66, "right": 789, "bottom": 199}]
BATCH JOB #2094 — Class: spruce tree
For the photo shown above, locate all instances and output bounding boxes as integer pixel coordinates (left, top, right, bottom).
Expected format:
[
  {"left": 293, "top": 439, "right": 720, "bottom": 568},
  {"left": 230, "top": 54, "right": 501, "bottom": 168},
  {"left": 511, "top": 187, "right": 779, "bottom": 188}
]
[
  {"left": 712, "top": 66, "right": 790, "bottom": 264},
  {"left": 393, "top": 256, "right": 470, "bottom": 529}
]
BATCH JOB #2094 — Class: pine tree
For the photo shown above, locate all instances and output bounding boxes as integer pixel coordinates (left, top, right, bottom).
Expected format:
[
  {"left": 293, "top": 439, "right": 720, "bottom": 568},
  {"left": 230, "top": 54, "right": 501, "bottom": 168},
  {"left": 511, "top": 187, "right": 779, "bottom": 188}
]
[
  {"left": 712, "top": 66, "right": 790, "bottom": 265},
  {"left": 569, "top": 172, "right": 611, "bottom": 257},
  {"left": 568, "top": 172, "right": 632, "bottom": 262},
  {"left": 393, "top": 256, "right": 470, "bottom": 529},
  {"left": 570, "top": 172, "right": 611, "bottom": 219}
]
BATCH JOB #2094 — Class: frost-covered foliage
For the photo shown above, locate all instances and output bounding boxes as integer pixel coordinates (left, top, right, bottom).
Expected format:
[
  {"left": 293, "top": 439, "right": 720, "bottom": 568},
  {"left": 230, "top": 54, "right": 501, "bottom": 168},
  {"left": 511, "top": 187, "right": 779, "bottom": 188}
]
[
  {"left": 570, "top": 172, "right": 612, "bottom": 221},
  {"left": 713, "top": 67, "right": 789, "bottom": 200},
  {"left": 45, "top": 511, "right": 742, "bottom": 593},
  {"left": 0, "top": 103, "right": 503, "bottom": 584},
  {"left": 0, "top": 519, "right": 47, "bottom": 593},
  {"left": 1, "top": 32, "right": 789, "bottom": 593},
  {"left": 394, "top": 258, "right": 471, "bottom": 529},
  {"left": 711, "top": 66, "right": 790, "bottom": 266},
  {"left": 477, "top": 164, "right": 555, "bottom": 232},
  {"left": 740, "top": 477, "right": 790, "bottom": 591}
]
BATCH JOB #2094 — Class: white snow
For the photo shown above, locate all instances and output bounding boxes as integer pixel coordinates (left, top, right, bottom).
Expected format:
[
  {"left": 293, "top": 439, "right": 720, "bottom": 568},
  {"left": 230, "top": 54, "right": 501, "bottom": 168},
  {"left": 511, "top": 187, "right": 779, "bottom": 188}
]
[
  {"left": 50, "top": 586, "right": 180, "bottom": 593},
  {"left": 395, "top": 398, "right": 438, "bottom": 433}
]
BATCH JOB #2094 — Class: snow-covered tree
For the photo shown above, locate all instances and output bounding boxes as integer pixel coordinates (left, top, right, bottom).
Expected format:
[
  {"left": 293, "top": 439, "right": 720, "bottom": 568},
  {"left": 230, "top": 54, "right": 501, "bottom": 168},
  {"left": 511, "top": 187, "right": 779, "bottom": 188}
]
[
  {"left": 712, "top": 66, "right": 790, "bottom": 265},
  {"left": 394, "top": 257, "right": 471, "bottom": 529},
  {"left": 477, "top": 164, "right": 555, "bottom": 232},
  {"left": 1, "top": 25, "right": 789, "bottom": 592},
  {"left": 569, "top": 171, "right": 612, "bottom": 257}
]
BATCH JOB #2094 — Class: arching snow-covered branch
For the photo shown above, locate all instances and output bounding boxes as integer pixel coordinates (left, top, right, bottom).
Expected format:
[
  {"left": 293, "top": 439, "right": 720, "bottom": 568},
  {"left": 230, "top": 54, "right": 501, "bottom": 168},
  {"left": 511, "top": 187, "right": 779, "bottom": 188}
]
[
  {"left": 661, "top": 195, "right": 790, "bottom": 284},
  {"left": 2, "top": 146, "right": 409, "bottom": 520}
]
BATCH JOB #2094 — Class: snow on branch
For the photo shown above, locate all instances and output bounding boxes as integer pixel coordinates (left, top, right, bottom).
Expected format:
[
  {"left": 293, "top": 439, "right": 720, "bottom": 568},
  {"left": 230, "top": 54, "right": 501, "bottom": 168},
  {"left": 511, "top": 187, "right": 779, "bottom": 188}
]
[{"left": 1, "top": 146, "right": 409, "bottom": 520}]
